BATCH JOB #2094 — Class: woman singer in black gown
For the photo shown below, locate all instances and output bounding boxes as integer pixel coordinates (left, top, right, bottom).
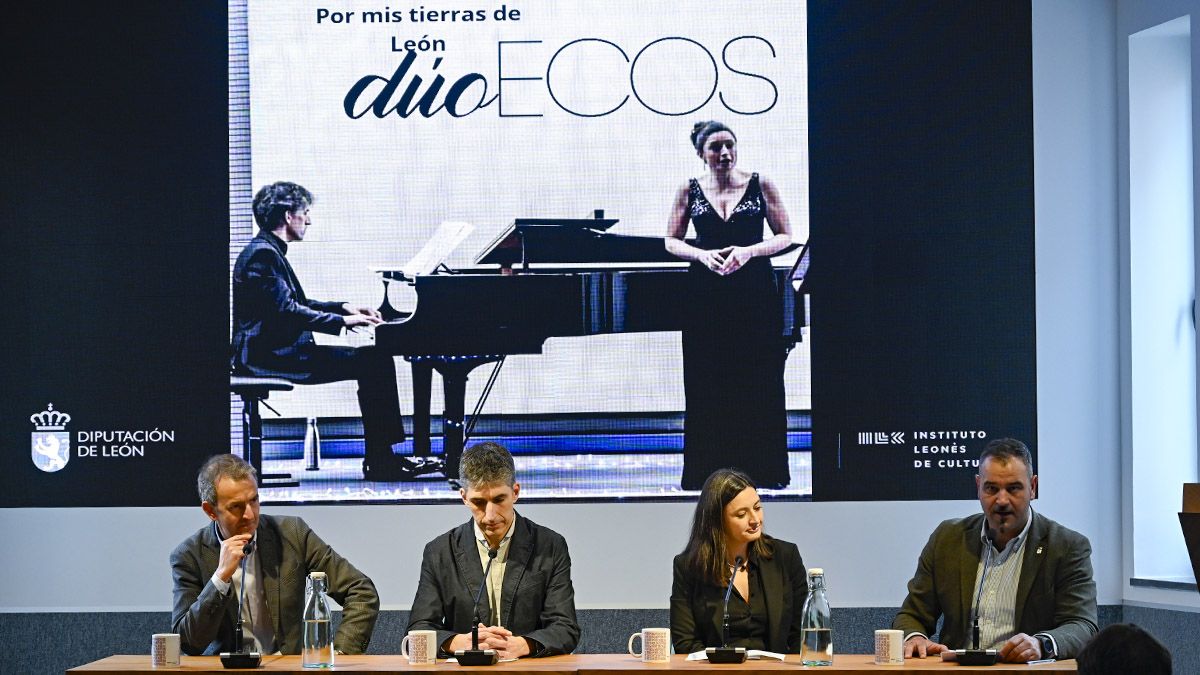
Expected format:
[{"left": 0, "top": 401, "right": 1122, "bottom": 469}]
[{"left": 665, "top": 121, "right": 794, "bottom": 490}]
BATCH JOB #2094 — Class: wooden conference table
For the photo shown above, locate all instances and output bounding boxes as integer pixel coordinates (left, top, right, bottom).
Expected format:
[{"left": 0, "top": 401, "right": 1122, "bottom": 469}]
[{"left": 70, "top": 653, "right": 1076, "bottom": 673}]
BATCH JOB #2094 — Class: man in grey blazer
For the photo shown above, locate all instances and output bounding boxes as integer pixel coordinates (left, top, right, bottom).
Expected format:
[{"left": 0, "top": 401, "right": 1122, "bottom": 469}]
[
  {"left": 170, "top": 454, "right": 379, "bottom": 655},
  {"left": 893, "top": 438, "right": 1097, "bottom": 663},
  {"left": 407, "top": 442, "right": 580, "bottom": 658}
]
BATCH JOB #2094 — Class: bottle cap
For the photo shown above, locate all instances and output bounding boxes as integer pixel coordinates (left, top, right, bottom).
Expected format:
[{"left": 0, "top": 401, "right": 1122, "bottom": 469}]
[
  {"left": 309, "top": 571, "right": 327, "bottom": 579},
  {"left": 808, "top": 567, "right": 824, "bottom": 576}
]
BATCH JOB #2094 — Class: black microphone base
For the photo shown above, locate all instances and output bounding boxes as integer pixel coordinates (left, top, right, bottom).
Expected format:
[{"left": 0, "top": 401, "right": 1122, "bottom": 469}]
[
  {"left": 706, "top": 647, "right": 747, "bottom": 664},
  {"left": 219, "top": 651, "right": 262, "bottom": 669},
  {"left": 954, "top": 649, "right": 998, "bottom": 666},
  {"left": 455, "top": 649, "right": 499, "bottom": 666}
]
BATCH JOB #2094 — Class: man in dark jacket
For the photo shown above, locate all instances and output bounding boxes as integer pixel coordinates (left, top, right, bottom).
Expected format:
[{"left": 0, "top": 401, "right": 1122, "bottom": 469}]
[
  {"left": 231, "top": 181, "right": 410, "bottom": 480},
  {"left": 407, "top": 442, "right": 580, "bottom": 658}
]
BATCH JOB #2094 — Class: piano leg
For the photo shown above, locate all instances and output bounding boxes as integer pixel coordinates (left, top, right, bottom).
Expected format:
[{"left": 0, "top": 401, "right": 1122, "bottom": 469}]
[
  {"left": 429, "top": 357, "right": 502, "bottom": 484},
  {"left": 441, "top": 367, "right": 468, "bottom": 482},
  {"left": 241, "top": 395, "right": 261, "bottom": 477},
  {"left": 411, "top": 360, "right": 433, "bottom": 457}
]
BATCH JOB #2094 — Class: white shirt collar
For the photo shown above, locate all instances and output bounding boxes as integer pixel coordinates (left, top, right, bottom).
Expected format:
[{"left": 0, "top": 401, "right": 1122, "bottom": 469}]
[
  {"left": 473, "top": 514, "right": 517, "bottom": 550},
  {"left": 980, "top": 506, "right": 1034, "bottom": 554}
]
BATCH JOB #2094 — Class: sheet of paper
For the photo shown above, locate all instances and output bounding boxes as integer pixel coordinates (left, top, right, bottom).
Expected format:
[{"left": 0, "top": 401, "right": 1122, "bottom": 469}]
[
  {"left": 401, "top": 221, "right": 474, "bottom": 277},
  {"left": 685, "top": 649, "right": 785, "bottom": 661}
]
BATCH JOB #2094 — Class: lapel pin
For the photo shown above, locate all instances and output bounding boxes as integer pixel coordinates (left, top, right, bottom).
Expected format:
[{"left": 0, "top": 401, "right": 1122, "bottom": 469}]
[{"left": 1036, "top": 546, "right": 1043, "bottom": 555}]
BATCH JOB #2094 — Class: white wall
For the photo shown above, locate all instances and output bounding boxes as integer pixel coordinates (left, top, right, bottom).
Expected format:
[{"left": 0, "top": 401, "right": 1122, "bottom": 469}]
[
  {"left": 1128, "top": 15, "right": 1197, "bottom": 583},
  {"left": 1031, "top": 0, "right": 1124, "bottom": 610},
  {"left": 1118, "top": 0, "right": 1200, "bottom": 611},
  {"left": 0, "top": 0, "right": 1169, "bottom": 615}
]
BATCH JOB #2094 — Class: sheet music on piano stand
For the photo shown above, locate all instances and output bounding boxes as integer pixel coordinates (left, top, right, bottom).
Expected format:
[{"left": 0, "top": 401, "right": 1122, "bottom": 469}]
[
  {"left": 360, "top": 221, "right": 474, "bottom": 334},
  {"left": 390, "top": 221, "right": 475, "bottom": 279}
]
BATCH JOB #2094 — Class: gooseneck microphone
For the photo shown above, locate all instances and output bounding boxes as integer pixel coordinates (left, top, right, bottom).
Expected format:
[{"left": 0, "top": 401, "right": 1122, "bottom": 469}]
[
  {"left": 472, "top": 548, "right": 497, "bottom": 649},
  {"left": 706, "top": 556, "right": 748, "bottom": 664},
  {"left": 956, "top": 530, "right": 998, "bottom": 666},
  {"left": 722, "top": 556, "right": 743, "bottom": 646},
  {"left": 457, "top": 545, "right": 499, "bottom": 666},
  {"left": 971, "top": 541, "right": 993, "bottom": 650},
  {"left": 221, "top": 538, "right": 262, "bottom": 669},
  {"left": 234, "top": 540, "right": 255, "bottom": 652}
]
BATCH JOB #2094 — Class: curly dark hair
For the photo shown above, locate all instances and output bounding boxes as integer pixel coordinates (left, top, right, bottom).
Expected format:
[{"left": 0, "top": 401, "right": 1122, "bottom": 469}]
[{"left": 252, "top": 181, "right": 314, "bottom": 230}]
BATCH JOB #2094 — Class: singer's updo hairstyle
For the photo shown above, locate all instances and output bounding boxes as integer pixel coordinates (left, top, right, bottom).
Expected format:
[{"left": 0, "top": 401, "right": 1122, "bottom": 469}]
[
  {"left": 690, "top": 120, "right": 736, "bottom": 153},
  {"left": 460, "top": 441, "right": 517, "bottom": 489},
  {"left": 679, "top": 468, "right": 775, "bottom": 587},
  {"left": 198, "top": 454, "right": 258, "bottom": 506}
]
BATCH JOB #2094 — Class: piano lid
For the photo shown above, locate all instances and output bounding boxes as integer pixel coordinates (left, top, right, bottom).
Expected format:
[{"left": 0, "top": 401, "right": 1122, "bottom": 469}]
[
  {"left": 512, "top": 217, "right": 620, "bottom": 231},
  {"left": 475, "top": 216, "right": 679, "bottom": 266}
]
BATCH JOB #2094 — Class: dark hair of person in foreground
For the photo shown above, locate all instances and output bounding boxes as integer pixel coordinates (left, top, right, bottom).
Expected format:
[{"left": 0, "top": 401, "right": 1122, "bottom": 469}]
[{"left": 1076, "top": 623, "right": 1171, "bottom": 675}]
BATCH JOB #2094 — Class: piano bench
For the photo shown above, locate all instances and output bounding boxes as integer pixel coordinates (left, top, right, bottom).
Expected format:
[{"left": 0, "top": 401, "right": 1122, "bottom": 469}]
[{"left": 230, "top": 376, "right": 299, "bottom": 488}]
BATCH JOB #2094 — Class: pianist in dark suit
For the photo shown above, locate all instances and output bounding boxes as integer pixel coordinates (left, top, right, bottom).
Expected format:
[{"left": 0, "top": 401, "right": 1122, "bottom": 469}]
[
  {"left": 666, "top": 121, "right": 795, "bottom": 490},
  {"left": 671, "top": 468, "right": 809, "bottom": 655},
  {"left": 231, "top": 181, "right": 411, "bottom": 481},
  {"left": 407, "top": 441, "right": 580, "bottom": 658}
]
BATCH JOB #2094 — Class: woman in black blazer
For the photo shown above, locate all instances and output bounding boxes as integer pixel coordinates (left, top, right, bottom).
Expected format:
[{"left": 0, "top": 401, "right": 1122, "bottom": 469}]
[{"left": 670, "top": 469, "right": 809, "bottom": 655}]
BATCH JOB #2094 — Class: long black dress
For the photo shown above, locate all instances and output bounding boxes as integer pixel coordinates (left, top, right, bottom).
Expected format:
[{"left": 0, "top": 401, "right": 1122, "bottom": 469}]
[{"left": 680, "top": 173, "right": 789, "bottom": 489}]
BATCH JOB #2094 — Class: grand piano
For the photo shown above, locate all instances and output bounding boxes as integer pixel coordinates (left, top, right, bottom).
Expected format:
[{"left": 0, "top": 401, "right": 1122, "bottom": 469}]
[{"left": 372, "top": 215, "right": 810, "bottom": 482}]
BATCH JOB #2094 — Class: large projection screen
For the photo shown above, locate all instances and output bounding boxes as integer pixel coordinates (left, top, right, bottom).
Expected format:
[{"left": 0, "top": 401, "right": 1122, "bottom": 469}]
[
  {"left": 1, "top": 0, "right": 1035, "bottom": 508},
  {"left": 234, "top": 0, "right": 814, "bottom": 502}
]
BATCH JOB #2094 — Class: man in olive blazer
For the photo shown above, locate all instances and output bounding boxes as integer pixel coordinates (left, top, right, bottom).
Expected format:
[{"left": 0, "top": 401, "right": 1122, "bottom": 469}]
[
  {"left": 893, "top": 439, "right": 1097, "bottom": 662},
  {"left": 170, "top": 456, "right": 379, "bottom": 655},
  {"left": 893, "top": 511, "right": 1097, "bottom": 656}
]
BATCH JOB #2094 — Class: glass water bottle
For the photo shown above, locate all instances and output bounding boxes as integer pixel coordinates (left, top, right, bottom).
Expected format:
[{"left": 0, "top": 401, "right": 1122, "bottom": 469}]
[
  {"left": 302, "top": 572, "right": 334, "bottom": 668},
  {"left": 800, "top": 567, "right": 833, "bottom": 666}
]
